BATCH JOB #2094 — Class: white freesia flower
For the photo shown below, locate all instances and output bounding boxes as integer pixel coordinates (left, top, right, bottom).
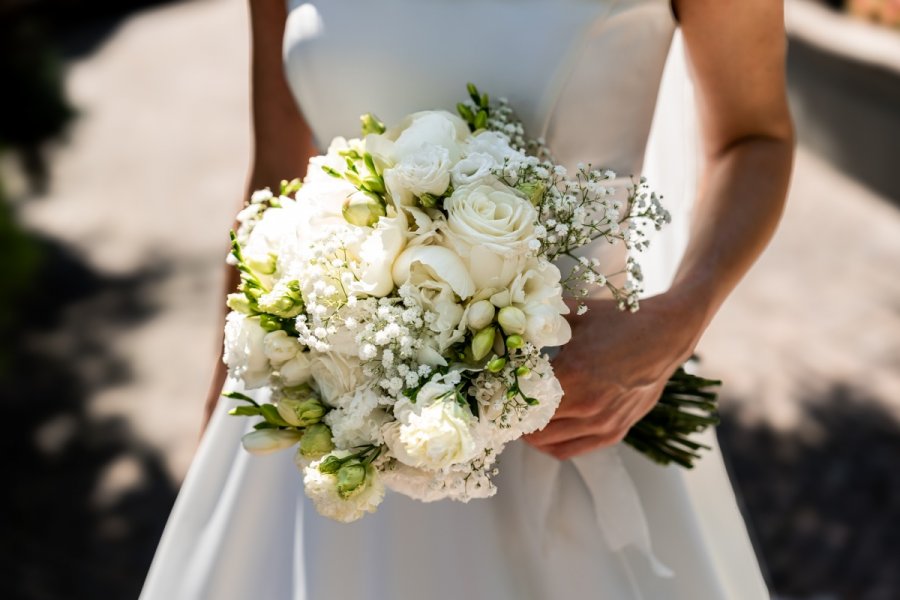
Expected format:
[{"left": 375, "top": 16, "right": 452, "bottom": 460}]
[
  {"left": 223, "top": 313, "right": 270, "bottom": 389},
  {"left": 302, "top": 455, "right": 385, "bottom": 523},
  {"left": 392, "top": 245, "right": 476, "bottom": 301},
  {"left": 349, "top": 213, "right": 407, "bottom": 298},
  {"left": 441, "top": 179, "right": 537, "bottom": 291},
  {"left": 501, "top": 258, "right": 572, "bottom": 347},
  {"left": 241, "top": 429, "right": 302, "bottom": 456}
]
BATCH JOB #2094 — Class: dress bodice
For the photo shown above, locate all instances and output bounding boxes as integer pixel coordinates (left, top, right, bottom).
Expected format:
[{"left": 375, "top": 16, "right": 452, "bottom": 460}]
[{"left": 283, "top": 0, "right": 677, "bottom": 176}]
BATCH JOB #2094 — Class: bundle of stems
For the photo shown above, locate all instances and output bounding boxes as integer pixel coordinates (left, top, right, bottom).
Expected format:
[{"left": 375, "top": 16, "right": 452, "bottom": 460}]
[{"left": 624, "top": 365, "right": 721, "bottom": 469}]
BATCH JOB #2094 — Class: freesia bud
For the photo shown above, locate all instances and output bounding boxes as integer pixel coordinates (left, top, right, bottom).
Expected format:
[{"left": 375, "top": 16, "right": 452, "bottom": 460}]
[
  {"left": 342, "top": 191, "right": 386, "bottom": 227},
  {"left": 506, "top": 334, "right": 524, "bottom": 350},
  {"left": 360, "top": 113, "right": 386, "bottom": 135},
  {"left": 257, "top": 280, "right": 304, "bottom": 318},
  {"left": 487, "top": 357, "right": 507, "bottom": 373},
  {"left": 516, "top": 181, "right": 546, "bottom": 205},
  {"left": 516, "top": 366, "right": 531, "bottom": 378},
  {"left": 498, "top": 306, "right": 527, "bottom": 335},
  {"left": 299, "top": 423, "right": 335, "bottom": 459},
  {"left": 226, "top": 293, "right": 252, "bottom": 314},
  {"left": 241, "top": 429, "right": 302, "bottom": 456},
  {"left": 336, "top": 462, "right": 368, "bottom": 499},
  {"left": 278, "top": 395, "right": 326, "bottom": 427},
  {"left": 247, "top": 252, "right": 277, "bottom": 275},
  {"left": 467, "top": 300, "right": 495, "bottom": 330},
  {"left": 471, "top": 326, "right": 496, "bottom": 361}
]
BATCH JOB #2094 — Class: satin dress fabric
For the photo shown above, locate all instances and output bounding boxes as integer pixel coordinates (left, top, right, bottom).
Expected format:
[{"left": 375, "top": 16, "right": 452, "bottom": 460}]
[{"left": 140, "top": 1, "right": 769, "bottom": 598}]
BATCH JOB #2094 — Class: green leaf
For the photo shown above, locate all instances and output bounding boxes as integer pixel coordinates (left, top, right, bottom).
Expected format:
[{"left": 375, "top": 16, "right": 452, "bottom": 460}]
[
  {"left": 260, "top": 404, "right": 292, "bottom": 427},
  {"left": 228, "top": 405, "right": 261, "bottom": 417},
  {"left": 222, "top": 391, "right": 259, "bottom": 407}
]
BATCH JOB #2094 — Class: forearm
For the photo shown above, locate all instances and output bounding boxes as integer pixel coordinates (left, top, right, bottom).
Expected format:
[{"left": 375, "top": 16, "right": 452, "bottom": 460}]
[{"left": 669, "top": 135, "right": 794, "bottom": 338}]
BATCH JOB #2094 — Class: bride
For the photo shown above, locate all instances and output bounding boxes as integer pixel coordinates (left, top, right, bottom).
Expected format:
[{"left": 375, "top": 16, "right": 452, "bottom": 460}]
[{"left": 141, "top": 0, "right": 793, "bottom": 598}]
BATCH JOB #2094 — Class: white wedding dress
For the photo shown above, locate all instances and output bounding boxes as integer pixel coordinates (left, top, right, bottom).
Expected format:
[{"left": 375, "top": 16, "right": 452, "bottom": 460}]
[{"left": 140, "top": 1, "right": 769, "bottom": 598}]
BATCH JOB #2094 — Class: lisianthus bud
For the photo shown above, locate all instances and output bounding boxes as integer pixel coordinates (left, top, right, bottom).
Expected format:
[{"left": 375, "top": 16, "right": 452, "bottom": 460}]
[
  {"left": 241, "top": 429, "right": 302, "bottom": 456},
  {"left": 299, "top": 423, "right": 335, "bottom": 459},
  {"left": 498, "top": 306, "right": 527, "bottom": 335},
  {"left": 226, "top": 293, "right": 253, "bottom": 314},
  {"left": 342, "top": 191, "right": 386, "bottom": 227},
  {"left": 516, "top": 181, "right": 546, "bottom": 205},
  {"left": 247, "top": 252, "right": 277, "bottom": 275},
  {"left": 506, "top": 334, "right": 524, "bottom": 350},
  {"left": 336, "top": 461, "right": 368, "bottom": 499},
  {"left": 258, "top": 280, "right": 304, "bottom": 318},
  {"left": 467, "top": 300, "right": 495, "bottom": 330},
  {"left": 318, "top": 453, "right": 343, "bottom": 474},
  {"left": 278, "top": 395, "right": 326, "bottom": 427},
  {"left": 471, "top": 326, "right": 496, "bottom": 361}
]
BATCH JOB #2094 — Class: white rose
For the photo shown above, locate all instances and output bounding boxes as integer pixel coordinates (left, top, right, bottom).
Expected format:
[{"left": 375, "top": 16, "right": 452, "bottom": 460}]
[
  {"left": 441, "top": 178, "right": 537, "bottom": 291},
  {"left": 387, "top": 401, "right": 477, "bottom": 470},
  {"left": 263, "top": 330, "right": 302, "bottom": 365},
  {"left": 280, "top": 352, "right": 313, "bottom": 386},
  {"left": 349, "top": 213, "right": 407, "bottom": 298},
  {"left": 310, "top": 353, "right": 364, "bottom": 405},
  {"left": 223, "top": 313, "right": 270, "bottom": 389}
]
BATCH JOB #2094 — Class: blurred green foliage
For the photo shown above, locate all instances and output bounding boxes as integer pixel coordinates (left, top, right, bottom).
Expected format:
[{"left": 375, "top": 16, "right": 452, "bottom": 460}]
[{"left": 0, "top": 9, "right": 76, "bottom": 371}]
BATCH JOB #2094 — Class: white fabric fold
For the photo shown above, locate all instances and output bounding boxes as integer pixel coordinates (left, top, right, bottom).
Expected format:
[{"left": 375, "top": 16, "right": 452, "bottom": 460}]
[{"left": 571, "top": 447, "right": 675, "bottom": 578}]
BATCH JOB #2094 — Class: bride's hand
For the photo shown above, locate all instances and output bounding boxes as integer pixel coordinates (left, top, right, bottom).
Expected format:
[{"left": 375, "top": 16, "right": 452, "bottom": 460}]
[{"left": 523, "top": 293, "right": 704, "bottom": 460}]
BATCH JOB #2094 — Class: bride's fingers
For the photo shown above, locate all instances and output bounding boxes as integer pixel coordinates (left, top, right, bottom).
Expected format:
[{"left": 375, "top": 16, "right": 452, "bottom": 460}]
[{"left": 523, "top": 417, "right": 587, "bottom": 446}]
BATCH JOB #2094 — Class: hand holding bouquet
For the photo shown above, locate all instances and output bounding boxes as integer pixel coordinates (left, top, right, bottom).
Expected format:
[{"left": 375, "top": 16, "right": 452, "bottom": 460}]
[{"left": 222, "top": 85, "right": 720, "bottom": 522}]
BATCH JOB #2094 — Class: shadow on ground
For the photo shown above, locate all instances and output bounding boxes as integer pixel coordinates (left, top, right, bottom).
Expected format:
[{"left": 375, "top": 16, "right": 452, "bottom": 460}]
[
  {"left": 720, "top": 387, "right": 900, "bottom": 600},
  {"left": 0, "top": 233, "right": 177, "bottom": 600}
]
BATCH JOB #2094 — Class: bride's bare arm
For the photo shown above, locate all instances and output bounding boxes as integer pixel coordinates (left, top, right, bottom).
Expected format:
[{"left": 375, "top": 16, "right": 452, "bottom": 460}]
[
  {"left": 524, "top": 0, "right": 794, "bottom": 459},
  {"left": 202, "top": 0, "right": 318, "bottom": 431}
]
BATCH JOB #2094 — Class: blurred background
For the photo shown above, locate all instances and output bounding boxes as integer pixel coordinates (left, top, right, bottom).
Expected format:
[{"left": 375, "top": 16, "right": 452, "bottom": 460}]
[{"left": 1, "top": 0, "right": 898, "bottom": 598}]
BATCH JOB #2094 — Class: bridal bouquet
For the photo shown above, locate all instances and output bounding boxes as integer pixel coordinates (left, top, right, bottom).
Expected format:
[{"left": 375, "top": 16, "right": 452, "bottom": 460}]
[{"left": 222, "top": 85, "right": 720, "bottom": 522}]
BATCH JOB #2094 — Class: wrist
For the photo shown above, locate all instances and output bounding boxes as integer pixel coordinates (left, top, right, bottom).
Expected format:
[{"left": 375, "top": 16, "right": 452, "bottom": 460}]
[{"left": 654, "top": 281, "right": 719, "bottom": 363}]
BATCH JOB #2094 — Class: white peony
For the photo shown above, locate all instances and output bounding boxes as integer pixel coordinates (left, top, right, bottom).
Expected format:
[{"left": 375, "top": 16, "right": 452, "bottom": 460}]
[
  {"left": 388, "top": 400, "right": 478, "bottom": 470},
  {"left": 310, "top": 353, "right": 364, "bottom": 406},
  {"left": 302, "top": 456, "right": 385, "bottom": 523},
  {"left": 441, "top": 179, "right": 537, "bottom": 291},
  {"left": 223, "top": 313, "right": 270, "bottom": 389},
  {"left": 279, "top": 352, "right": 313, "bottom": 386}
]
